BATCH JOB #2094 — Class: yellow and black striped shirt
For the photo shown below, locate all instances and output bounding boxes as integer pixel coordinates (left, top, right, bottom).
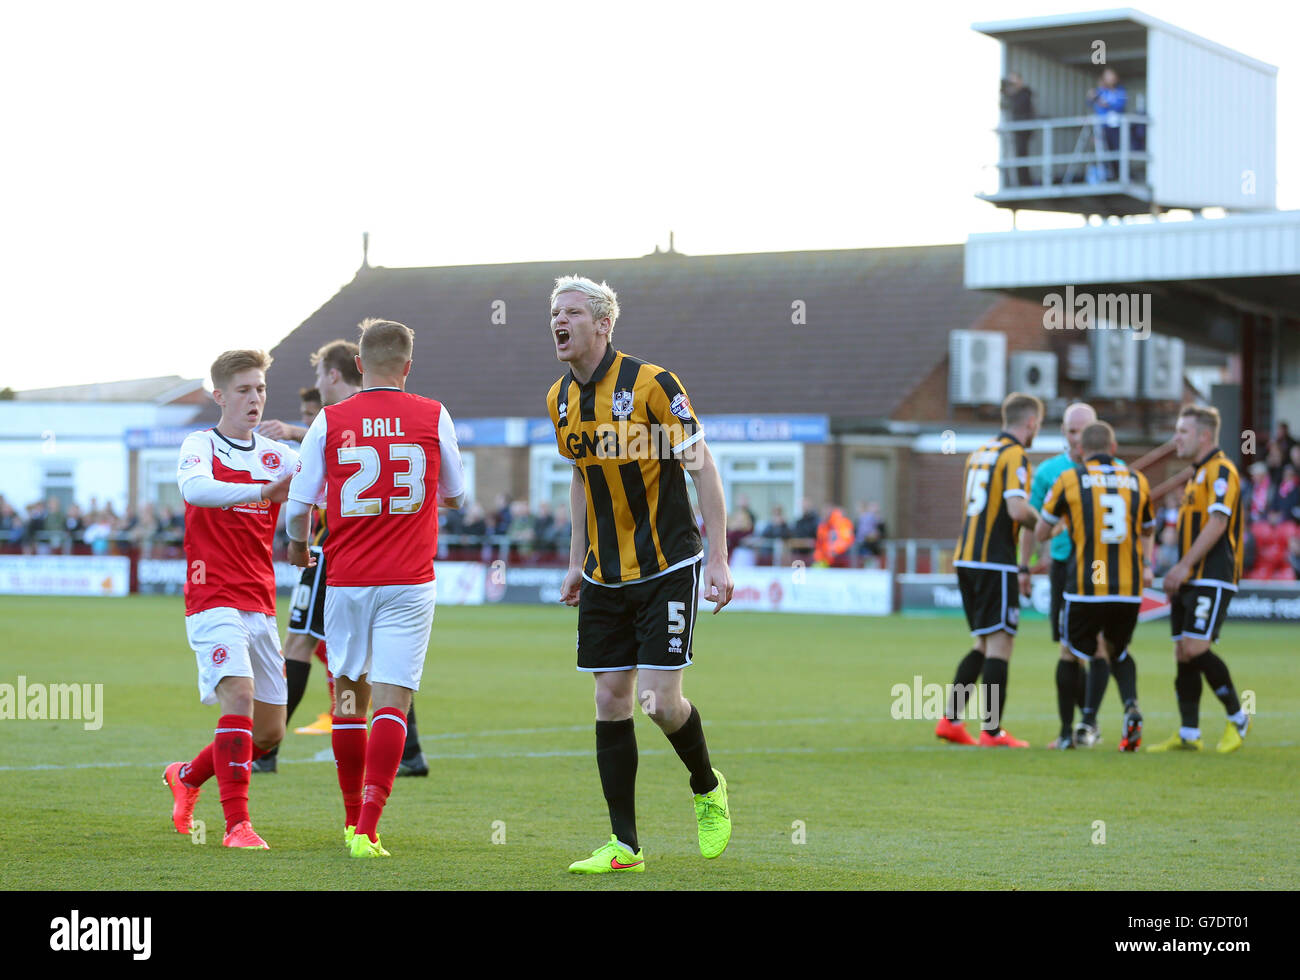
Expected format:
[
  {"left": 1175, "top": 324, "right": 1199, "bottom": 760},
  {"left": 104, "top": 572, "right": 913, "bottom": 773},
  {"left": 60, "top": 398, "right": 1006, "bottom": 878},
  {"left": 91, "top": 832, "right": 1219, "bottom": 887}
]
[
  {"left": 954, "top": 432, "right": 1031, "bottom": 571},
  {"left": 547, "top": 345, "right": 704, "bottom": 586},
  {"left": 1177, "top": 448, "right": 1243, "bottom": 587},
  {"left": 1041, "top": 455, "right": 1155, "bottom": 600}
]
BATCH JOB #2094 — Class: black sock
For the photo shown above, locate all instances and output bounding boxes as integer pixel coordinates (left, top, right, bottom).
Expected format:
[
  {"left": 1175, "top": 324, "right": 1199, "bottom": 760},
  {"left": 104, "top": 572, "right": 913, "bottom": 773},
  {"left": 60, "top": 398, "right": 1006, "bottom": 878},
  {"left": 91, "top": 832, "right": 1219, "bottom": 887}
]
[
  {"left": 284, "top": 659, "right": 311, "bottom": 727},
  {"left": 1081, "top": 658, "right": 1110, "bottom": 727},
  {"left": 980, "top": 658, "right": 1008, "bottom": 733},
  {"left": 1055, "top": 660, "right": 1079, "bottom": 737},
  {"left": 1074, "top": 658, "right": 1087, "bottom": 709},
  {"left": 1112, "top": 653, "right": 1139, "bottom": 707},
  {"left": 262, "top": 744, "right": 278, "bottom": 760},
  {"left": 1194, "top": 650, "right": 1241, "bottom": 716},
  {"left": 665, "top": 703, "right": 716, "bottom": 795},
  {"left": 1175, "top": 660, "right": 1202, "bottom": 729},
  {"left": 403, "top": 703, "right": 422, "bottom": 759},
  {"left": 947, "top": 649, "right": 985, "bottom": 721},
  {"left": 595, "top": 719, "right": 638, "bottom": 852}
]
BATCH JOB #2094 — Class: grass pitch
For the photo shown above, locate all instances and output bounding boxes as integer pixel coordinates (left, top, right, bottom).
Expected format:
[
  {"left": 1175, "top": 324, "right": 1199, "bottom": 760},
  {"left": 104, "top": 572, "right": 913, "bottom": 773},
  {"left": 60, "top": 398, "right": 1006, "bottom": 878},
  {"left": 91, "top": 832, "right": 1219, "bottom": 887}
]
[{"left": 1, "top": 594, "right": 1295, "bottom": 890}]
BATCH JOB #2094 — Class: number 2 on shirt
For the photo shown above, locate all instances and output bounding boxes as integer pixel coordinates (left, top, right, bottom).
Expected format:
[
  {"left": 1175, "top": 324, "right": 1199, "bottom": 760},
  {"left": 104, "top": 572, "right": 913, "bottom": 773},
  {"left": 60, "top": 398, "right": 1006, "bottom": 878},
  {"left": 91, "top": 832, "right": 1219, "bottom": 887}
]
[{"left": 338, "top": 444, "right": 427, "bottom": 518}]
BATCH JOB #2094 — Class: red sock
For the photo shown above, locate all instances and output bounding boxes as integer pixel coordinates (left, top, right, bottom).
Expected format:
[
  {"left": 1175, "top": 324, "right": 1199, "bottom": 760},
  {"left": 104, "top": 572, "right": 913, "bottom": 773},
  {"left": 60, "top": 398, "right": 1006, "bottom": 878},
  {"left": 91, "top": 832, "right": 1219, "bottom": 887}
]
[
  {"left": 314, "top": 640, "right": 328, "bottom": 666},
  {"left": 212, "top": 714, "right": 254, "bottom": 833},
  {"left": 179, "top": 744, "right": 214, "bottom": 787},
  {"left": 355, "top": 707, "right": 407, "bottom": 842},
  {"left": 252, "top": 745, "right": 268, "bottom": 761},
  {"left": 332, "top": 714, "right": 368, "bottom": 828},
  {"left": 327, "top": 672, "right": 335, "bottom": 714}
]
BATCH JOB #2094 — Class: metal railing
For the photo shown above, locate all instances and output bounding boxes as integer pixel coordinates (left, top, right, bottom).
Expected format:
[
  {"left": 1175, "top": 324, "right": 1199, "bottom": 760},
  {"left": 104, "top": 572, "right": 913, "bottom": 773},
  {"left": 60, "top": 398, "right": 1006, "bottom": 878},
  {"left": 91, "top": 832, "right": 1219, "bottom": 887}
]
[{"left": 991, "top": 113, "right": 1151, "bottom": 192}]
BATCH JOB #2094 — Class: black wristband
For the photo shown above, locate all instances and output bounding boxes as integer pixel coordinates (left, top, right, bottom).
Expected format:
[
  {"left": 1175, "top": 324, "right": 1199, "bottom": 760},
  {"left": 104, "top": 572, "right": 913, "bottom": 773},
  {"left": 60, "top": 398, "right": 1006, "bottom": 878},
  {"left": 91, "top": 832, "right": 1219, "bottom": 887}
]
[{"left": 1018, "top": 565, "right": 1030, "bottom": 574}]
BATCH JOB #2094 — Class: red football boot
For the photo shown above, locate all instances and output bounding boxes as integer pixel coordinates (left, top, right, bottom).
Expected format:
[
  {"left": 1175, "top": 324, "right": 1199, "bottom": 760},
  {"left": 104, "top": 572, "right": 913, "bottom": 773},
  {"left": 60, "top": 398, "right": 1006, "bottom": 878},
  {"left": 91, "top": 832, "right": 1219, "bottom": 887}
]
[
  {"left": 978, "top": 729, "right": 1030, "bottom": 748},
  {"left": 935, "top": 717, "right": 978, "bottom": 746}
]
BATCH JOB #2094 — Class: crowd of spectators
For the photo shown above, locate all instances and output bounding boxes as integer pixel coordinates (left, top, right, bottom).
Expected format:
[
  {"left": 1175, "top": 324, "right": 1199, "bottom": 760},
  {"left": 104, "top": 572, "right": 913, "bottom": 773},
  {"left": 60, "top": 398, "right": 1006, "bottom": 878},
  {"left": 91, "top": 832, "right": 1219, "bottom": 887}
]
[
  {"left": 1240, "top": 423, "right": 1300, "bottom": 580},
  {"left": 730, "top": 497, "right": 888, "bottom": 569},
  {"left": 1, "top": 495, "right": 185, "bottom": 555}
]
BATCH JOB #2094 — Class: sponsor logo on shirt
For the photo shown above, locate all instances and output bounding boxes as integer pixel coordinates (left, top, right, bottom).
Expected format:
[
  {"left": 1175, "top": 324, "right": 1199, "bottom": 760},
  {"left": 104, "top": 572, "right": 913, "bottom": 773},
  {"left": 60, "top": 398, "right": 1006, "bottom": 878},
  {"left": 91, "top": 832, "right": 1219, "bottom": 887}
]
[
  {"left": 181, "top": 455, "right": 201, "bottom": 469},
  {"left": 670, "top": 393, "right": 692, "bottom": 421},
  {"left": 1213, "top": 477, "right": 1228, "bottom": 498}
]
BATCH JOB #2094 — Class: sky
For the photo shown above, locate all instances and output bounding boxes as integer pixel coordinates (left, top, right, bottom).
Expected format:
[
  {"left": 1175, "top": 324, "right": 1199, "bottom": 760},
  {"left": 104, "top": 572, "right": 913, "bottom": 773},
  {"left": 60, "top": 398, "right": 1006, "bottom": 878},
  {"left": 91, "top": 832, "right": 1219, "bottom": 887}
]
[{"left": 2, "top": 0, "right": 1295, "bottom": 393}]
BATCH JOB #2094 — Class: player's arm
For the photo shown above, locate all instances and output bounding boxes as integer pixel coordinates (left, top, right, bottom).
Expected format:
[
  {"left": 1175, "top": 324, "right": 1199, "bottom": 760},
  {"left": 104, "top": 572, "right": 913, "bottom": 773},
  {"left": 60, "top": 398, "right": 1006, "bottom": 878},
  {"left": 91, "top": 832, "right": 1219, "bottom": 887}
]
[
  {"left": 435, "top": 407, "right": 466, "bottom": 510},
  {"left": 559, "top": 466, "right": 586, "bottom": 606},
  {"left": 285, "top": 413, "right": 328, "bottom": 567},
  {"left": 1163, "top": 512, "right": 1227, "bottom": 595},
  {"left": 1033, "top": 473, "right": 1069, "bottom": 543},
  {"left": 1164, "top": 466, "right": 1236, "bottom": 594},
  {"left": 687, "top": 441, "right": 734, "bottom": 613},
  {"left": 177, "top": 433, "right": 290, "bottom": 508},
  {"left": 257, "top": 420, "right": 307, "bottom": 443}
]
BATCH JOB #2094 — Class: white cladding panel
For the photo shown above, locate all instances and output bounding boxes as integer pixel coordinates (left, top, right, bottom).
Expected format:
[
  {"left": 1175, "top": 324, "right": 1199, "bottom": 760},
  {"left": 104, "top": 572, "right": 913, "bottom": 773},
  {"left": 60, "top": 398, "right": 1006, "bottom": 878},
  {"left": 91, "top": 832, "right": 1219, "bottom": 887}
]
[
  {"left": 965, "top": 211, "right": 1300, "bottom": 289},
  {"left": 1148, "top": 25, "right": 1276, "bottom": 210}
]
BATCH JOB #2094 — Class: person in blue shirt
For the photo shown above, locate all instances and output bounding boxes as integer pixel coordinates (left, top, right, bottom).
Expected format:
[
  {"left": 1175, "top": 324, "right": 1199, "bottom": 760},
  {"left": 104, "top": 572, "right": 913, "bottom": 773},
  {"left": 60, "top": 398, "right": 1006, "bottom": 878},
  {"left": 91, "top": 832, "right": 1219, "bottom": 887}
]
[
  {"left": 1021, "top": 403, "right": 1126, "bottom": 748},
  {"left": 1087, "top": 68, "right": 1127, "bottom": 181}
]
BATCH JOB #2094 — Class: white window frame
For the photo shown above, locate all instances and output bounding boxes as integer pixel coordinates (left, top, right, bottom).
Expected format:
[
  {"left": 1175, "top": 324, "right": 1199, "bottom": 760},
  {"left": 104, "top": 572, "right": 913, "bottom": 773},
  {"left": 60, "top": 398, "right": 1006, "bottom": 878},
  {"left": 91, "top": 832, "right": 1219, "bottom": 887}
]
[
  {"left": 702, "top": 441, "right": 803, "bottom": 516},
  {"left": 530, "top": 444, "right": 577, "bottom": 510}
]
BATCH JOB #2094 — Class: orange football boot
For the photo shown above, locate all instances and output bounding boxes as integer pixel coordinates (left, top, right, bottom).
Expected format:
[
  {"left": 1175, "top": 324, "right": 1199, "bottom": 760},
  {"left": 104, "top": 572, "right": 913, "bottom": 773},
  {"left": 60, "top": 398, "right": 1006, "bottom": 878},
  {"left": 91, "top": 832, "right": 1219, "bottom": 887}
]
[
  {"left": 978, "top": 729, "right": 1029, "bottom": 748},
  {"left": 163, "top": 762, "right": 201, "bottom": 834},
  {"left": 935, "top": 717, "right": 978, "bottom": 745}
]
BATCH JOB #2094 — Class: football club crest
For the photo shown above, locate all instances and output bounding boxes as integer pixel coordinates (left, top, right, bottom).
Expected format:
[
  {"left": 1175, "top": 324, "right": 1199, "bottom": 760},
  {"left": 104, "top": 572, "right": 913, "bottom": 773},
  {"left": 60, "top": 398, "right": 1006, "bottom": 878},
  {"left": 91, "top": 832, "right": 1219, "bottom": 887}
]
[
  {"left": 612, "top": 389, "right": 634, "bottom": 419},
  {"left": 260, "top": 450, "right": 282, "bottom": 471},
  {"left": 212, "top": 645, "right": 228, "bottom": 666}
]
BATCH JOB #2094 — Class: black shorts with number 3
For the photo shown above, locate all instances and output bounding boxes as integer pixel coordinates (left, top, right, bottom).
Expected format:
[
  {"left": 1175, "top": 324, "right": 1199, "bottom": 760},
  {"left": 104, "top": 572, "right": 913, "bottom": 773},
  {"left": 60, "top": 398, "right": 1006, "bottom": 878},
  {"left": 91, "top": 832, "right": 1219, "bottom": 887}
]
[{"left": 577, "top": 561, "right": 701, "bottom": 672}]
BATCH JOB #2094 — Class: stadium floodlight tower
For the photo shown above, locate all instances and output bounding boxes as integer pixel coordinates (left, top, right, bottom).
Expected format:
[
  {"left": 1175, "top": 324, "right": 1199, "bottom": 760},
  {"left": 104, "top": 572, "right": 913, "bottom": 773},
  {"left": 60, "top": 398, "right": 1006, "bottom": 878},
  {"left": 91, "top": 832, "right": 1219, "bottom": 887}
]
[{"left": 973, "top": 7, "right": 1277, "bottom": 218}]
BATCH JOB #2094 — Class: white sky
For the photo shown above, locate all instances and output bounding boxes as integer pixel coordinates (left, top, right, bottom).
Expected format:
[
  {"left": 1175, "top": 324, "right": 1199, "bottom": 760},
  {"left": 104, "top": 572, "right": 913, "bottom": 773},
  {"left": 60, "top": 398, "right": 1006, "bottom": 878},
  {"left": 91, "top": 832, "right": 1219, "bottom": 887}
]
[{"left": 2, "top": 0, "right": 1295, "bottom": 393}]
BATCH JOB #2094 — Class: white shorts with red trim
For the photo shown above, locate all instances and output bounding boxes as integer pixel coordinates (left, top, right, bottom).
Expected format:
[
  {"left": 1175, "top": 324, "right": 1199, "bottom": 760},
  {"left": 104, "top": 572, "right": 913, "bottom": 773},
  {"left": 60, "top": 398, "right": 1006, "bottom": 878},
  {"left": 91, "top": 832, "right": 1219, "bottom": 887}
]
[
  {"left": 324, "top": 581, "right": 436, "bottom": 691},
  {"left": 185, "top": 606, "right": 286, "bottom": 706}
]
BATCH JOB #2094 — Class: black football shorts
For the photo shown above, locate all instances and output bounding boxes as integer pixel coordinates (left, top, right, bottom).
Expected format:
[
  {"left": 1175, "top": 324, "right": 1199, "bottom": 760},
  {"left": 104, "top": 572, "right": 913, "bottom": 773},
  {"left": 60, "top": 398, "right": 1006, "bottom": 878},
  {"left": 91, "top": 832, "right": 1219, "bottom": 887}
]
[
  {"left": 577, "top": 561, "right": 701, "bottom": 672},
  {"left": 1170, "top": 583, "right": 1233, "bottom": 643},
  {"left": 287, "top": 547, "right": 326, "bottom": 640},
  {"left": 956, "top": 565, "right": 1020, "bottom": 636},
  {"left": 1062, "top": 597, "right": 1140, "bottom": 660}
]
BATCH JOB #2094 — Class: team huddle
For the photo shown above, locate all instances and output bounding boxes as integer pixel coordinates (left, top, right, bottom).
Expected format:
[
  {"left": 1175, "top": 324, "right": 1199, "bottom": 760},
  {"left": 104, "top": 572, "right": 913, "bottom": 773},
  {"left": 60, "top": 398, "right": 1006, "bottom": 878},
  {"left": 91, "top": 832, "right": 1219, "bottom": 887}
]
[
  {"left": 162, "top": 277, "right": 735, "bottom": 870},
  {"left": 936, "top": 394, "right": 1251, "bottom": 753}
]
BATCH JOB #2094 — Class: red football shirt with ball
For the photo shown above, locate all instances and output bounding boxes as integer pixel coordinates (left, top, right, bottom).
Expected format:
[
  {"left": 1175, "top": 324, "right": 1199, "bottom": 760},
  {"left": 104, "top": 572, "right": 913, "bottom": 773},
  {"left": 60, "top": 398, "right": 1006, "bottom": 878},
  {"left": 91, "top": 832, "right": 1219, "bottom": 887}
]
[{"left": 288, "top": 388, "right": 465, "bottom": 587}]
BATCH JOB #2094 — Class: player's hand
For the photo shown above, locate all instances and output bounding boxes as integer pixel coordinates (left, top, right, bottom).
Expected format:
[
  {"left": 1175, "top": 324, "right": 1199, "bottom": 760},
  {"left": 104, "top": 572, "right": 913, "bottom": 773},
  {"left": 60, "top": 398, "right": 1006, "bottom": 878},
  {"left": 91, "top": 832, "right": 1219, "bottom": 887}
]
[
  {"left": 559, "top": 566, "right": 582, "bottom": 606},
  {"left": 1018, "top": 571, "right": 1033, "bottom": 598},
  {"left": 287, "top": 539, "right": 315, "bottom": 568},
  {"left": 257, "top": 419, "right": 305, "bottom": 442},
  {"left": 704, "top": 556, "right": 734, "bottom": 614},
  {"left": 1162, "top": 561, "right": 1188, "bottom": 597},
  {"left": 260, "top": 472, "right": 294, "bottom": 503},
  {"left": 1143, "top": 565, "right": 1154, "bottom": 589}
]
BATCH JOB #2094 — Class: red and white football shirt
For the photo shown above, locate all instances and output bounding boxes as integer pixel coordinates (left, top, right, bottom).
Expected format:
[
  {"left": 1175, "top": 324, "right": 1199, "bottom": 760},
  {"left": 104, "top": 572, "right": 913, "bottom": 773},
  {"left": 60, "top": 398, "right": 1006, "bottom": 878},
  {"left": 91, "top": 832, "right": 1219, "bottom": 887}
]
[
  {"left": 176, "top": 428, "right": 298, "bottom": 616},
  {"left": 289, "top": 388, "right": 464, "bottom": 587}
]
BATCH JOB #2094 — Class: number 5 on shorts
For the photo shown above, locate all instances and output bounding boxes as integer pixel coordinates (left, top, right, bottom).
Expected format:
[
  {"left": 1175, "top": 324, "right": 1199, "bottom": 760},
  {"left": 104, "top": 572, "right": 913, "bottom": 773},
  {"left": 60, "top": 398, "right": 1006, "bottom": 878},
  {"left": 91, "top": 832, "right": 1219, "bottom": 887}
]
[{"left": 668, "top": 601, "right": 686, "bottom": 635}]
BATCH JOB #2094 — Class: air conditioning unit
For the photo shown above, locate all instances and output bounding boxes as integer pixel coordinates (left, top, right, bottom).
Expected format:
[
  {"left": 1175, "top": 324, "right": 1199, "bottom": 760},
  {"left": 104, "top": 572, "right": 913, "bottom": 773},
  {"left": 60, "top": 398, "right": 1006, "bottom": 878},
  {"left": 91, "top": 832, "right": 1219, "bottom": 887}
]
[
  {"left": 1009, "top": 351, "right": 1058, "bottom": 400},
  {"left": 949, "top": 330, "right": 1007, "bottom": 405},
  {"left": 1090, "top": 331, "right": 1139, "bottom": 398},
  {"left": 1141, "top": 334, "right": 1185, "bottom": 400}
]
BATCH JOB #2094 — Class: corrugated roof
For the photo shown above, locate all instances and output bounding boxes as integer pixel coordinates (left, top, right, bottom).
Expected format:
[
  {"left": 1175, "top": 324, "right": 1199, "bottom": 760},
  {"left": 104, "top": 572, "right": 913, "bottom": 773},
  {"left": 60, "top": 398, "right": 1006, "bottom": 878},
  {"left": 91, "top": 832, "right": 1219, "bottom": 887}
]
[
  {"left": 16, "top": 375, "right": 205, "bottom": 403},
  {"left": 266, "top": 244, "right": 1001, "bottom": 422}
]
